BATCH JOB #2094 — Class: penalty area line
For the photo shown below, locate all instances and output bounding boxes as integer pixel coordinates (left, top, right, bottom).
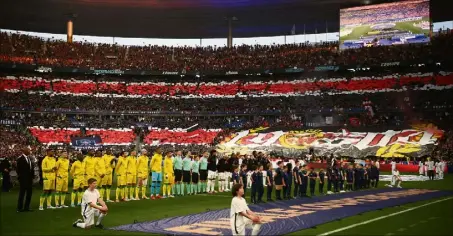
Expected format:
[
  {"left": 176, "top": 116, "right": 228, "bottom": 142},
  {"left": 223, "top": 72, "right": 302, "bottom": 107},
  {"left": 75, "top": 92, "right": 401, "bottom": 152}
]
[{"left": 317, "top": 197, "right": 453, "bottom": 236}]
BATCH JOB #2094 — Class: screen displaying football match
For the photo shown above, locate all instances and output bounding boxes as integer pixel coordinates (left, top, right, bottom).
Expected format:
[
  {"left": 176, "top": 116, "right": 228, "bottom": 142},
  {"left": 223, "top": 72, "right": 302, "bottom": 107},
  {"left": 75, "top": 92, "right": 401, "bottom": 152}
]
[{"left": 339, "top": 0, "right": 430, "bottom": 50}]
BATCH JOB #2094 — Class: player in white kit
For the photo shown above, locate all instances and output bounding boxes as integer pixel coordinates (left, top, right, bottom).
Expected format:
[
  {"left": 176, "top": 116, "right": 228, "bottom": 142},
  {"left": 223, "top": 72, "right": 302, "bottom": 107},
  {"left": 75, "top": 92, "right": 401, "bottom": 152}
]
[
  {"left": 439, "top": 160, "right": 445, "bottom": 180},
  {"left": 419, "top": 159, "right": 424, "bottom": 175},
  {"left": 73, "top": 178, "right": 108, "bottom": 229},
  {"left": 390, "top": 159, "right": 396, "bottom": 186},
  {"left": 230, "top": 183, "right": 262, "bottom": 236}
]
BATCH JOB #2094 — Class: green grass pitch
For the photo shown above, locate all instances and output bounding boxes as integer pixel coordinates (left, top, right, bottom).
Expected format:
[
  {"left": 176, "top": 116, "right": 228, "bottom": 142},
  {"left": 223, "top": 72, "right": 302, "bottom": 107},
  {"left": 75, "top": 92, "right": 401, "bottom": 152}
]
[
  {"left": 1, "top": 172, "right": 452, "bottom": 235},
  {"left": 340, "top": 17, "right": 430, "bottom": 44}
]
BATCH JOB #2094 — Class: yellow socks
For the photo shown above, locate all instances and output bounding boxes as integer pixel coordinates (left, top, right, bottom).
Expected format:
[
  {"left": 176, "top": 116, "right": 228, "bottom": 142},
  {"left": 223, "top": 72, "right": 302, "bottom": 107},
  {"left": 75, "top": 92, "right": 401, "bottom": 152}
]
[
  {"left": 121, "top": 187, "right": 125, "bottom": 199},
  {"left": 47, "top": 193, "right": 53, "bottom": 207},
  {"left": 167, "top": 184, "right": 171, "bottom": 196},
  {"left": 99, "top": 188, "right": 105, "bottom": 199},
  {"left": 106, "top": 188, "right": 111, "bottom": 201},
  {"left": 55, "top": 193, "right": 60, "bottom": 206},
  {"left": 60, "top": 193, "right": 66, "bottom": 205},
  {"left": 71, "top": 192, "right": 76, "bottom": 205},
  {"left": 135, "top": 186, "right": 139, "bottom": 199},
  {"left": 130, "top": 186, "right": 134, "bottom": 199},
  {"left": 115, "top": 187, "right": 120, "bottom": 201},
  {"left": 78, "top": 191, "right": 83, "bottom": 204},
  {"left": 163, "top": 185, "right": 167, "bottom": 195},
  {"left": 141, "top": 186, "right": 146, "bottom": 198},
  {"left": 39, "top": 194, "right": 46, "bottom": 208}
]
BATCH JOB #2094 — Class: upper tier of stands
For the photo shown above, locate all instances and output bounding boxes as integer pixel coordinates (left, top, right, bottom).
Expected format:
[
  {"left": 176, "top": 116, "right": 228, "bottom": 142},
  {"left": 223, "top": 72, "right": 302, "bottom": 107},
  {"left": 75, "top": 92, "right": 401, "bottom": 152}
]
[{"left": 1, "top": 31, "right": 452, "bottom": 71}]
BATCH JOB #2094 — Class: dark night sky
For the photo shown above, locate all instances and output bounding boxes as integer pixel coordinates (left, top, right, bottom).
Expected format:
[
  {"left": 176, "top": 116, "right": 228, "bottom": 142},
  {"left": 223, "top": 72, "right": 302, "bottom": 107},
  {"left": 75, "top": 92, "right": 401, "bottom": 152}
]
[{"left": 0, "top": 0, "right": 451, "bottom": 38}]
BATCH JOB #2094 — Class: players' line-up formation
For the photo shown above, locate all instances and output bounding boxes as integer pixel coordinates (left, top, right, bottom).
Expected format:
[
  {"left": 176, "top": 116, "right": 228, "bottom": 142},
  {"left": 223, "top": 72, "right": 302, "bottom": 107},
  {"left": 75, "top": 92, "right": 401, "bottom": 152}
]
[
  {"left": 38, "top": 146, "right": 434, "bottom": 210},
  {"left": 40, "top": 147, "right": 227, "bottom": 210}
]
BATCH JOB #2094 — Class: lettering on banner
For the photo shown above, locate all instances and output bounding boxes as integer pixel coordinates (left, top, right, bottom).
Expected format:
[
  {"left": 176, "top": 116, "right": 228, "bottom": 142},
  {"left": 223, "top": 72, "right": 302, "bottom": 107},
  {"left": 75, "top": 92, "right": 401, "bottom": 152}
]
[
  {"left": 225, "top": 71, "right": 239, "bottom": 75},
  {"left": 166, "top": 225, "right": 220, "bottom": 235},
  {"left": 255, "top": 212, "right": 291, "bottom": 223},
  {"left": 164, "top": 189, "right": 439, "bottom": 235},
  {"left": 265, "top": 208, "right": 314, "bottom": 218},
  {"left": 235, "top": 131, "right": 283, "bottom": 147},
  {"left": 162, "top": 71, "right": 179, "bottom": 75},
  {"left": 381, "top": 62, "right": 400, "bottom": 67}
]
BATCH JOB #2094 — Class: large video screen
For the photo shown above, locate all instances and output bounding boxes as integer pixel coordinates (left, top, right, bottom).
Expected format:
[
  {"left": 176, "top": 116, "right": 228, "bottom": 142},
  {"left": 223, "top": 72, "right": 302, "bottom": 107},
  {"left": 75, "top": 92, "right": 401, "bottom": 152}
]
[{"left": 339, "top": 0, "right": 430, "bottom": 50}]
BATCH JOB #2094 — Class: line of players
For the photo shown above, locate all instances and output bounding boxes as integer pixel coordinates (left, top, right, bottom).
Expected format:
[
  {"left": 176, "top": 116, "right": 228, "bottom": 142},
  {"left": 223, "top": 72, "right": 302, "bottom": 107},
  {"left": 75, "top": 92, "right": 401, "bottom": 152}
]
[
  {"left": 243, "top": 160, "right": 382, "bottom": 204},
  {"left": 38, "top": 148, "right": 236, "bottom": 210},
  {"left": 38, "top": 146, "right": 416, "bottom": 210},
  {"left": 418, "top": 158, "right": 446, "bottom": 180}
]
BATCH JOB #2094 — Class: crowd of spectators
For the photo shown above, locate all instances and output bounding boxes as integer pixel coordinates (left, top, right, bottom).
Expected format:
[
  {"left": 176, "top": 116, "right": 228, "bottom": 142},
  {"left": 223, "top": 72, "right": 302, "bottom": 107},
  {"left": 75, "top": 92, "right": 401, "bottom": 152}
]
[
  {"left": 1, "top": 30, "right": 452, "bottom": 71},
  {"left": 0, "top": 127, "right": 33, "bottom": 158}
]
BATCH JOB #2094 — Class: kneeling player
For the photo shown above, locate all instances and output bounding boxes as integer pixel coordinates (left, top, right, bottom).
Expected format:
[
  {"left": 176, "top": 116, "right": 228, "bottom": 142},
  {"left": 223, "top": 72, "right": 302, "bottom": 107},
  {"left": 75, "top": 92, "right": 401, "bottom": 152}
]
[
  {"left": 73, "top": 178, "right": 108, "bottom": 229},
  {"left": 230, "top": 183, "right": 262, "bottom": 236}
]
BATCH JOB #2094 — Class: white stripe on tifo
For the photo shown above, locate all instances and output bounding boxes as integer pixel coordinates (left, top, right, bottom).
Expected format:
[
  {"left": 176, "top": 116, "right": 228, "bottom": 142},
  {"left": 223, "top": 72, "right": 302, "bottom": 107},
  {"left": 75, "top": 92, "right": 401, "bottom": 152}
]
[{"left": 318, "top": 197, "right": 453, "bottom": 236}]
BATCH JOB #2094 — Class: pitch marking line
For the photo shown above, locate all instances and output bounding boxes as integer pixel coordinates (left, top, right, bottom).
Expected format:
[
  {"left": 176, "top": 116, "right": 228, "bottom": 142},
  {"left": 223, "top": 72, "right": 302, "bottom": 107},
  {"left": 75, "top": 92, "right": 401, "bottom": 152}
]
[{"left": 318, "top": 197, "right": 453, "bottom": 236}]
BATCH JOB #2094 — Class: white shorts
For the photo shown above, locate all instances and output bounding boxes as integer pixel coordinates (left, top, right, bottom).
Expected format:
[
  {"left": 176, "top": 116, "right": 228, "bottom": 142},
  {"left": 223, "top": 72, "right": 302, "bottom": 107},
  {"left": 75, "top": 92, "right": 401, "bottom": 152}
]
[
  {"left": 218, "top": 172, "right": 226, "bottom": 181},
  {"left": 208, "top": 170, "right": 217, "bottom": 180},
  {"left": 82, "top": 208, "right": 100, "bottom": 227},
  {"left": 231, "top": 218, "right": 257, "bottom": 236}
]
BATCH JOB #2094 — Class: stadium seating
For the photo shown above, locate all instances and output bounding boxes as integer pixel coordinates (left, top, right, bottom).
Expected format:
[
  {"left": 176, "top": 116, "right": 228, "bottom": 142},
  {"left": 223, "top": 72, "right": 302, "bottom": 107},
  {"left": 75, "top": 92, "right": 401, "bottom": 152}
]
[
  {"left": 1, "top": 31, "right": 452, "bottom": 71},
  {"left": 27, "top": 127, "right": 135, "bottom": 145},
  {"left": 2, "top": 72, "right": 452, "bottom": 97}
]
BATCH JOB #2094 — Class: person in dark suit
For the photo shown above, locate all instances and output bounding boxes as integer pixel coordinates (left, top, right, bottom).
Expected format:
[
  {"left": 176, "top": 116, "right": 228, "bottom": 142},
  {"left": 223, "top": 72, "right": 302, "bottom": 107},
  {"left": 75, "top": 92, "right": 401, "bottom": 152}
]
[
  {"left": 1, "top": 157, "right": 13, "bottom": 192},
  {"left": 16, "top": 147, "right": 35, "bottom": 212}
]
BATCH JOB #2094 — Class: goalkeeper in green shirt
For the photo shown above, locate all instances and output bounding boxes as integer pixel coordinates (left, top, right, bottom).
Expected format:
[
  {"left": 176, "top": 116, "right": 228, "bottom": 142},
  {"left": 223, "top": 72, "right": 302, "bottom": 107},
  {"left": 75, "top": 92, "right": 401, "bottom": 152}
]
[
  {"left": 172, "top": 151, "right": 183, "bottom": 196},
  {"left": 182, "top": 151, "right": 192, "bottom": 195}
]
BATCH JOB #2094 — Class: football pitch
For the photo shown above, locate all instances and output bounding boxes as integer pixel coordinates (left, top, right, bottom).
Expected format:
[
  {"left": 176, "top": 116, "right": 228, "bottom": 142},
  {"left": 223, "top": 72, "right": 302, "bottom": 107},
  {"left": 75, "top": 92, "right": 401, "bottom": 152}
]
[
  {"left": 1, "top": 173, "right": 452, "bottom": 236},
  {"left": 340, "top": 17, "right": 430, "bottom": 43}
]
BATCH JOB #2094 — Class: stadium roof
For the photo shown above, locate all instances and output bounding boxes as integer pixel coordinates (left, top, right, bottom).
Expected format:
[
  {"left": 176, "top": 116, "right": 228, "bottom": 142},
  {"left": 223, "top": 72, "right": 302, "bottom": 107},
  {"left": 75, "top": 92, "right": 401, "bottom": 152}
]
[{"left": 1, "top": 0, "right": 451, "bottom": 38}]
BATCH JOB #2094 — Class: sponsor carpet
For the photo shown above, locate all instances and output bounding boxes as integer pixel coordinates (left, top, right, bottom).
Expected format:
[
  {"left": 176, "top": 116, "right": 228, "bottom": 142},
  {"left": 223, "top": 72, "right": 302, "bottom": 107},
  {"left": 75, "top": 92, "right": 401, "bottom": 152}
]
[{"left": 110, "top": 188, "right": 452, "bottom": 235}]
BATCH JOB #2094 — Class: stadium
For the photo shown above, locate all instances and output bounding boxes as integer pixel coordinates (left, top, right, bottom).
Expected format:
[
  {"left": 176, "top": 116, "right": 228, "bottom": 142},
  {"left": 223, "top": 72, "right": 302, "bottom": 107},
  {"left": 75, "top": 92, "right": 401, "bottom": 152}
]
[
  {"left": 340, "top": 0, "right": 431, "bottom": 49},
  {"left": 1, "top": 0, "right": 453, "bottom": 235}
]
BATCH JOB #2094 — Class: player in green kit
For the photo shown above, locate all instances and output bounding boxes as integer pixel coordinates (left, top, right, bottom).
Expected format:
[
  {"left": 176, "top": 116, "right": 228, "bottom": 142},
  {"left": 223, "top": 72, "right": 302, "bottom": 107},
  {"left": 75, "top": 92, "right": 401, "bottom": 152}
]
[
  {"left": 191, "top": 156, "right": 200, "bottom": 194},
  {"left": 182, "top": 151, "right": 192, "bottom": 196},
  {"left": 199, "top": 152, "right": 209, "bottom": 193},
  {"left": 173, "top": 151, "right": 183, "bottom": 196}
]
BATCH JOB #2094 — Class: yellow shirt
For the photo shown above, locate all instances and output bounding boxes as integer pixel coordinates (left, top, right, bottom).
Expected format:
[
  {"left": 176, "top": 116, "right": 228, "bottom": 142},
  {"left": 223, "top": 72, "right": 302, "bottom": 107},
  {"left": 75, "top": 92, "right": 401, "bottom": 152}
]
[
  {"left": 163, "top": 157, "right": 174, "bottom": 175},
  {"left": 42, "top": 156, "right": 57, "bottom": 180},
  {"left": 83, "top": 156, "right": 96, "bottom": 177},
  {"left": 103, "top": 154, "right": 115, "bottom": 174},
  {"left": 70, "top": 160, "right": 84, "bottom": 177},
  {"left": 56, "top": 158, "right": 69, "bottom": 178},
  {"left": 127, "top": 156, "right": 137, "bottom": 175},
  {"left": 115, "top": 156, "right": 128, "bottom": 175},
  {"left": 137, "top": 155, "right": 149, "bottom": 177},
  {"left": 94, "top": 157, "right": 106, "bottom": 177},
  {"left": 150, "top": 153, "right": 163, "bottom": 172}
]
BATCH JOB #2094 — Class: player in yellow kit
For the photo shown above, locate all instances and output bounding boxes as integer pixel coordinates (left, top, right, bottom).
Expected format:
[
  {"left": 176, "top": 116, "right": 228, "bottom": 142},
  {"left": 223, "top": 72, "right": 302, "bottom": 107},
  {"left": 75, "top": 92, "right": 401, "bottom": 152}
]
[
  {"left": 40, "top": 149, "right": 57, "bottom": 210},
  {"left": 136, "top": 149, "right": 149, "bottom": 200},
  {"left": 102, "top": 149, "right": 115, "bottom": 202},
  {"left": 55, "top": 150, "right": 70, "bottom": 208},
  {"left": 163, "top": 151, "right": 175, "bottom": 198},
  {"left": 83, "top": 150, "right": 96, "bottom": 187},
  {"left": 150, "top": 147, "right": 163, "bottom": 200},
  {"left": 94, "top": 150, "right": 106, "bottom": 199},
  {"left": 70, "top": 153, "right": 85, "bottom": 207},
  {"left": 115, "top": 151, "right": 128, "bottom": 202},
  {"left": 126, "top": 150, "right": 138, "bottom": 201}
]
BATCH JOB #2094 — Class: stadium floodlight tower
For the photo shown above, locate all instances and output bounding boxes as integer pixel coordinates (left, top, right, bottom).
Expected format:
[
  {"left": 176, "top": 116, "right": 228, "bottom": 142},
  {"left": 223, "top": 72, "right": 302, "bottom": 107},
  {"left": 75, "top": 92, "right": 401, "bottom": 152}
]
[
  {"left": 65, "top": 13, "right": 78, "bottom": 43},
  {"left": 225, "top": 16, "right": 238, "bottom": 48}
]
